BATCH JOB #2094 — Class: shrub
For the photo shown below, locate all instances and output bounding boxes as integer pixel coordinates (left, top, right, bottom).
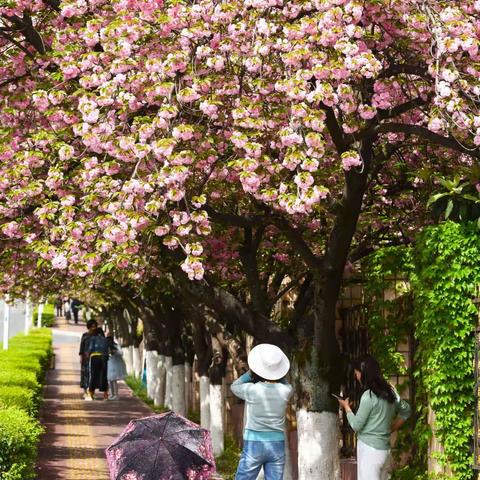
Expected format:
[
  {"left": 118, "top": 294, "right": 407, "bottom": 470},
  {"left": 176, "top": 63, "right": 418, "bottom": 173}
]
[
  {"left": 32, "top": 304, "right": 55, "bottom": 327},
  {"left": 0, "top": 329, "right": 52, "bottom": 479},
  {"left": 125, "top": 375, "right": 169, "bottom": 414},
  {"left": 216, "top": 435, "right": 241, "bottom": 480},
  {"left": 0, "top": 407, "right": 43, "bottom": 480},
  {"left": 0, "top": 370, "right": 39, "bottom": 394},
  {"left": 0, "top": 386, "right": 36, "bottom": 416}
]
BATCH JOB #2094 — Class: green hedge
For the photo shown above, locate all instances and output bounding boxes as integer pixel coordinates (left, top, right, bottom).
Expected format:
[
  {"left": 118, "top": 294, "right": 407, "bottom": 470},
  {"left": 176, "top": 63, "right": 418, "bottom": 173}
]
[
  {"left": 0, "top": 328, "right": 52, "bottom": 480},
  {"left": 32, "top": 304, "right": 55, "bottom": 327},
  {"left": 0, "top": 407, "right": 43, "bottom": 480}
]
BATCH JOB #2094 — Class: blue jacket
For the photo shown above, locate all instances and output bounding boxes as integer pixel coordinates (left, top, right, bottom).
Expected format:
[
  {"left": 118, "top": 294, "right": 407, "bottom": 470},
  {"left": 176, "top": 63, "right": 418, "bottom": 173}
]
[{"left": 86, "top": 335, "right": 109, "bottom": 356}]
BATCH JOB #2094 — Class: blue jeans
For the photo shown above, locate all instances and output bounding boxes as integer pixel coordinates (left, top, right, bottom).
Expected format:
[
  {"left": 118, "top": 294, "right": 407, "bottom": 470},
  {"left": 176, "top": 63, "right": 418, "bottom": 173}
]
[{"left": 235, "top": 440, "right": 285, "bottom": 480}]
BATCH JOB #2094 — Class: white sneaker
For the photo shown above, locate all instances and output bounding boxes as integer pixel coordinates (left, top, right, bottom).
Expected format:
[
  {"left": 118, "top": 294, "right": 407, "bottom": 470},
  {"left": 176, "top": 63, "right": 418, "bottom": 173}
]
[
  {"left": 108, "top": 395, "right": 119, "bottom": 400},
  {"left": 84, "top": 395, "right": 93, "bottom": 401}
]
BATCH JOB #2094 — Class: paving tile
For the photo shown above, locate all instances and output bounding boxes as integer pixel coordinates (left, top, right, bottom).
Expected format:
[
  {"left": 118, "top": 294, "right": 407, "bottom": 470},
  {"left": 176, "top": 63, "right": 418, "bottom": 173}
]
[{"left": 36, "top": 320, "right": 153, "bottom": 480}]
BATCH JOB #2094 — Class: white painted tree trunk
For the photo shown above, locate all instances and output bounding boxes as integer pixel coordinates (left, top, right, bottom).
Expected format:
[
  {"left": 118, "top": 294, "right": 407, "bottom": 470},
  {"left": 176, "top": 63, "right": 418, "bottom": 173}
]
[
  {"left": 145, "top": 350, "right": 160, "bottom": 400},
  {"left": 296, "top": 409, "right": 340, "bottom": 480},
  {"left": 199, "top": 376, "right": 211, "bottom": 430},
  {"left": 164, "top": 355, "right": 173, "bottom": 409},
  {"left": 185, "top": 362, "right": 192, "bottom": 414},
  {"left": 3, "top": 299, "right": 10, "bottom": 350},
  {"left": 172, "top": 364, "right": 186, "bottom": 416},
  {"left": 156, "top": 354, "right": 166, "bottom": 407},
  {"left": 209, "top": 383, "right": 224, "bottom": 455},
  {"left": 122, "top": 347, "right": 134, "bottom": 376},
  {"left": 132, "top": 347, "right": 142, "bottom": 379},
  {"left": 24, "top": 293, "right": 31, "bottom": 335},
  {"left": 36, "top": 302, "right": 44, "bottom": 328}
]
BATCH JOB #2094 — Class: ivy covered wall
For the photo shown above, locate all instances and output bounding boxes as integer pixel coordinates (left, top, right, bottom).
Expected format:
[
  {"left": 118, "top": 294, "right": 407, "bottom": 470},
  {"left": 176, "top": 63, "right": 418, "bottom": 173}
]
[{"left": 363, "top": 221, "right": 480, "bottom": 479}]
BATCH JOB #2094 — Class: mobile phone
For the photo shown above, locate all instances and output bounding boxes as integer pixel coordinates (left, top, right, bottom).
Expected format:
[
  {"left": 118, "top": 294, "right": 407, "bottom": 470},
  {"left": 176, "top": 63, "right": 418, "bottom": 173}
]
[{"left": 331, "top": 393, "right": 344, "bottom": 400}]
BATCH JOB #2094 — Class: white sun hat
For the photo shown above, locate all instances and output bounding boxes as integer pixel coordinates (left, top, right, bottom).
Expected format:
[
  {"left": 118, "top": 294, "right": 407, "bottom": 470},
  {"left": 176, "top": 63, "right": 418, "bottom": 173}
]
[{"left": 248, "top": 343, "right": 290, "bottom": 381}]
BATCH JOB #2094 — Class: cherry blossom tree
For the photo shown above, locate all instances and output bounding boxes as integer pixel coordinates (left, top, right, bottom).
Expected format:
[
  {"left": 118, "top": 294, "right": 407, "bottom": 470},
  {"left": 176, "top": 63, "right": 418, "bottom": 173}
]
[{"left": 1, "top": 0, "right": 480, "bottom": 477}]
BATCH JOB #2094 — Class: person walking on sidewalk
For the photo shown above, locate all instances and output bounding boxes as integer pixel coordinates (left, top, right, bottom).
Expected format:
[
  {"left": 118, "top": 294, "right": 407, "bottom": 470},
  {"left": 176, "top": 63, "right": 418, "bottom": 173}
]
[
  {"left": 231, "top": 343, "right": 292, "bottom": 480},
  {"left": 79, "top": 319, "right": 98, "bottom": 398},
  {"left": 337, "top": 355, "right": 412, "bottom": 480},
  {"left": 106, "top": 333, "right": 127, "bottom": 400},
  {"left": 85, "top": 327, "right": 109, "bottom": 401},
  {"left": 54, "top": 297, "right": 63, "bottom": 318},
  {"left": 70, "top": 298, "right": 82, "bottom": 324}
]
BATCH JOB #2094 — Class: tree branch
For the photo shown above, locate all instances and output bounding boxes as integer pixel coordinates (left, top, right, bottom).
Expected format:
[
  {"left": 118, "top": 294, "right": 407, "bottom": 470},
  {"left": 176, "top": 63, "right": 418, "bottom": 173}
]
[
  {"left": 239, "top": 226, "right": 269, "bottom": 315},
  {"left": 376, "top": 96, "right": 430, "bottom": 121},
  {"left": 379, "top": 64, "right": 431, "bottom": 79},
  {"left": 270, "top": 273, "right": 307, "bottom": 305},
  {"left": 204, "top": 205, "right": 266, "bottom": 228},
  {"left": 7, "top": 14, "right": 47, "bottom": 54},
  {"left": 376, "top": 123, "right": 480, "bottom": 159},
  {"left": 42, "top": 0, "right": 61, "bottom": 10},
  {"left": 0, "top": 31, "right": 34, "bottom": 58},
  {"left": 321, "top": 103, "right": 349, "bottom": 153}
]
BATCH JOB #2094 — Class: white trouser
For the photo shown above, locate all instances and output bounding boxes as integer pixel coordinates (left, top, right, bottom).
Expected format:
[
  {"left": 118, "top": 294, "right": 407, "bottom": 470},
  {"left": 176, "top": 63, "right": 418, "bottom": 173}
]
[{"left": 357, "top": 440, "right": 391, "bottom": 480}]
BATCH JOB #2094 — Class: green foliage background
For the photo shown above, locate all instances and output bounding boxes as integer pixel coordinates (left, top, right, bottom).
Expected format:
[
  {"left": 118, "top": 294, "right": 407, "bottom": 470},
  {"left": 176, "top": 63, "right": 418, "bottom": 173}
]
[
  {"left": 363, "top": 221, "right": 480, "bottom": 479},
  {"left": 412, "top": 222, "right": 479, "bottom": 479}
]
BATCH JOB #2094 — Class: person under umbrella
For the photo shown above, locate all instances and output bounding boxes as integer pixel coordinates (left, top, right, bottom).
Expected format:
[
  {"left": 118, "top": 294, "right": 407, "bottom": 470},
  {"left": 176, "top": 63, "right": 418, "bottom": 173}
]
[
  {"left": 105, "top": 411, "right": 215, "bottom": 480},
  {"left": 231, "top": 343, "right": 293, "bottom": 480}
]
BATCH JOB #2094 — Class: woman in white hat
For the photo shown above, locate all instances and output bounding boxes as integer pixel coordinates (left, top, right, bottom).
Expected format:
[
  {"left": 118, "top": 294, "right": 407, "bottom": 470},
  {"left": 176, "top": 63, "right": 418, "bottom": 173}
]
[{"left": 231, "top": 343, "right": 292, "bottom": 480}]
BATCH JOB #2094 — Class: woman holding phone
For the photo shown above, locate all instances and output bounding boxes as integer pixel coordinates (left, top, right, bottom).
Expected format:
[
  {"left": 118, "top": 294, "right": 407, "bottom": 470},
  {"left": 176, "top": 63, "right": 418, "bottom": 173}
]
[{"left": 337, "top": 355, "right": 411, "bottom": 480}]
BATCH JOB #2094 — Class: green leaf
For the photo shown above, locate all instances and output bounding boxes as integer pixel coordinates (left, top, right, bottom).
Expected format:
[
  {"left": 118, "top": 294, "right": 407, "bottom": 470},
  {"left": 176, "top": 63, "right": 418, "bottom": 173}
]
[
  {"left": 427, "top": 192, "right": 449, "bottom": 207},
  {"left": 445, "top": 199, "right": 454, "bottom": 219}
]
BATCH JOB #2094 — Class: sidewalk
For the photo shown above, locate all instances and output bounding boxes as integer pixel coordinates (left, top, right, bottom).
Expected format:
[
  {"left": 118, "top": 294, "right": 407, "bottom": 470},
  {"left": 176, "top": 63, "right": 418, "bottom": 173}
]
[{"left": 36, "top": 318, "right": 152, "bottom": 480}]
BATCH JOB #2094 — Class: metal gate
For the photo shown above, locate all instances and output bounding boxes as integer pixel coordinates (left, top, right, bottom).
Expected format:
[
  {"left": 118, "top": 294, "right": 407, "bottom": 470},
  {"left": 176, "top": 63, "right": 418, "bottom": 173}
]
[{"left": 338, "top": 304, "right": 370, "bottom": 458}]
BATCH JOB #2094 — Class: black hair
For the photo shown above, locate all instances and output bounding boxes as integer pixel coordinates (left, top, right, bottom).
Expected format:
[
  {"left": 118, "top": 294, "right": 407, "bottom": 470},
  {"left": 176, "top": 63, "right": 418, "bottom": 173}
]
[
  {"left": 250, "top": 370, "right": 283, "bottom": 383},
  {"left": 250, "top": 371, "right": 267, "bottom": 383},
  {"left": 86, "top": 319, "right": 98, "bottom": 329},
  {"left": 352, "top": 355, "right": 396, "bottom": 403},
  {"left": 95, "top": 327, "right": 105, "bottom": 337}
]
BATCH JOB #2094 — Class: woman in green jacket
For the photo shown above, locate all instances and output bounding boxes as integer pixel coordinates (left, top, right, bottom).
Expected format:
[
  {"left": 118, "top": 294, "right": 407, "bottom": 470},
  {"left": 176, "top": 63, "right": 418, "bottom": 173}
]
[{"left": 337, "top": 355, "right": 411, "bottom": 480}]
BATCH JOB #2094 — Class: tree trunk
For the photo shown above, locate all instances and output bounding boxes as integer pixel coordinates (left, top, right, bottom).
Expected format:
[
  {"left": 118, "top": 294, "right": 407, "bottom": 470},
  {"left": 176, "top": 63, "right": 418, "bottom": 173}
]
[
  {"left": 122, "top": 346, "right": 134, "bottom": 376},
  {"left": 145, "top": 350, "right": 162, "bottom": 401},
  {"left": 142, "top": 306, "right": 163, "bottom": 400},
  {"left": 172, "top": 363, "right": 186, "bottom": 416},
  {"left": 209, "top": 382, "right": 225, "bottom": 456},
  {"left": 189, "top": 307, "right": 212, "bottom": 428},
  {"left": 132, "top": 346, "right": 142, "bottom": 379},
  {"left": 185, "top": 361, "right": 192, "bottom": 415},
  {"left": 295, "top": 140, "right": 374, "bottom": 479},
  {"left": 293, "top": 287, "right": 343, "bottom": 480},
  {"left": 199, "top": 376, "right": 211, "bottom": 430},
  {"left": 297, "top": 409, "right": 340, "bottom": 479},
  {"left": 164, "top": 355, "right": 173, "bottom": 409},
  {"left": 209, "top": 336, "right": 227, "bottom": 455}
]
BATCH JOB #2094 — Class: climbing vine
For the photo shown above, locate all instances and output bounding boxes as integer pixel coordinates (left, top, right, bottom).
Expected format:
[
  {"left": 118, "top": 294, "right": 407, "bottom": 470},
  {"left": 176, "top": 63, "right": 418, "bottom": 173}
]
[
  {"left": 362, "top": 222, "right": 480, "bottom": 479},
  {"left": 363, "top": 246, "right": 425, "bottom": 478},
  {"left": 363, "top": 246, "right": 414, "bottom": 378},
  {"left": 411, "top": 221, "right": 480, "bottom": 479}
]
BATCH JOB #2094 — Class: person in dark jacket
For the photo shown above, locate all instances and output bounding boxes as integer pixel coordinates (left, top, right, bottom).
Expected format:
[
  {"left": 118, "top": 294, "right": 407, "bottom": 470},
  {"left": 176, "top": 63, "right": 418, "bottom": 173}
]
[
  {"left": 70, "top": 298, "right": 82, "bottom": 324},
  {"left": 85, "top": 327, "right": 109, "bottom": 400},
  {"left": 79, "top": 319, "right": 98, "bottom": 398}
]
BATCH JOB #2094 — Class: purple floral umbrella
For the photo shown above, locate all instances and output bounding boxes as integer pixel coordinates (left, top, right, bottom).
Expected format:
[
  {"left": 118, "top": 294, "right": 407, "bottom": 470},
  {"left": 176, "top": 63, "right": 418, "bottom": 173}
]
[{"left": 105, "top": 411, "right": 216, "bottom": 480}]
